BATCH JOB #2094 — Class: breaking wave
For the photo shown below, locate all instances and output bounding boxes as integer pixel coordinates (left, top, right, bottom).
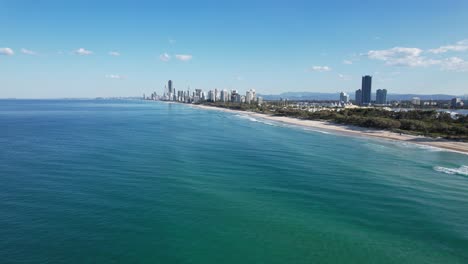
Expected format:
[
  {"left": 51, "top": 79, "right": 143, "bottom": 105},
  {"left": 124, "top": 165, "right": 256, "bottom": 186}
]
[
  {"left": 234, "top": 114, "right": 279, "bottom": 127},
  {"left": 434, "top": 165, "right": 468, "bottom": 176}
]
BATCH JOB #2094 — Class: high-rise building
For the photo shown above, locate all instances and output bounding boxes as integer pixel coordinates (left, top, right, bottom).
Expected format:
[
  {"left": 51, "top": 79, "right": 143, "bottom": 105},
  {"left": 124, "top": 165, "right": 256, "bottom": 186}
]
[
  {"left": 411, "top": 97, "right": 421, "bottom": 106},
  {"left": 214, "top": 89, "right": 219, "bottom": 101},
  {"left": 208, "top": 90, "right": 215, "bottom": 102},
  {"left": 339, "top": 92, "right": 349, "bottom": 104},
  {"left": 234, "top": 94, "right": 241, "bottom": 103},
  {"left": 451, "top": 97, "right": 464, "bottom": 108},
  {"left": 246, "top": 91, "right": 252, "bottom": 104},
  {"left": 361, "top": 75, "right": 372, "bottom": 105},
  {"left": 168, "top": 80, "right": 173, "bottom": 94},
  {"left": 355, "top": 89, "right": 362, "bottom": 105},
  {"left": 376, "top": 89, "right": 387, "bottom": 105},
  {"left": 231, "top": 90, "right": 239, "bottom": 102},
  {"left": 220, "top": 89, "right": 229, "bottom": 102},
  {"left": 246, "top": 89, "right": 256, "bottom": 104}
]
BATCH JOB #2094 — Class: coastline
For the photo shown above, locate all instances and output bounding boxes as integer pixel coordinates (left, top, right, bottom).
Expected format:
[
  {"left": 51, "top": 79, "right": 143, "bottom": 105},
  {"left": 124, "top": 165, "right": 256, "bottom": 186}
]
[{"left": 188, "top": 103, "right": 468, "bottom": 155}]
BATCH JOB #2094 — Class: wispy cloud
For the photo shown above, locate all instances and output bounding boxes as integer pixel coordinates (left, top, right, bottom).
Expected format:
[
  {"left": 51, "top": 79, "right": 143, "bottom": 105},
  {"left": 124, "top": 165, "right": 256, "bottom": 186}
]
[
  {"left": 108, "top": 51, "right": 120, "bottom": 56},
  {"left": 169, "top": 38, "right": 176, "bottom": 44},
  {"left": 105, "top": 74, "right": 125, "bottom": 79},
  {"left": 160, "top": 53, "right": 171, "bottom": 62},
  {"left": 343, "top": 60, "right": 353, "bottom": 65},
  {"left": 365, "top": 40, "right": 468, "bottom": 72},
  {"left": 74, "top": 48, "right": 93, "bottom": 55},
  {"left": 441, "top": 57, "right": 468, "bottom": 72},
  {"left": 21, "top": 48, "right": 37, "bottom": 55},
  {"left": 0, "top": 47, "right": 14, "bottom": 56},
  {"left": 366, "top": 47, "right": 438, "bottom": 67},
  {"left": 309, "top": 66, "right": 332, "bottom": 72},
  {"left": 428, "top": 40, "right": 468, "bottom": 54},
  {"left": 175, "top": 54, "right": 192, "bottom": 61}
]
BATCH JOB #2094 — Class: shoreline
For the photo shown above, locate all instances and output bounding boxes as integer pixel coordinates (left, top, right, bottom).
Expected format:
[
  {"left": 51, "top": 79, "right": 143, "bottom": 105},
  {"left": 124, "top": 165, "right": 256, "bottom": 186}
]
[{"left": 187, "top": 103, "right": 468, "bottom": 155}]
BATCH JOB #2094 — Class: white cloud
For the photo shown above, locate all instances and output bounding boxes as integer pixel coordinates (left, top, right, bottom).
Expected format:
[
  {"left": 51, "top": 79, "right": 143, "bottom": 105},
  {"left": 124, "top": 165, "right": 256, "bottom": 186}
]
[
  {"left": 367, "top": 47, "right": 422, "bottom": 61},
  {"left": 21, "top": 48, "right": 37, "bottom": 55},
  {"left": 366, "top": 40, "right": 468, "bottom": 71},
  {"left": 0, "top": 47, "right": 14, "bottom": 56},
  {"left": 160, "top": 53, "right": 171, "bottom": 62},
  {"left": 428, "top": 40, "right": 468, "bottom": 54},
  {"left": 175, "top": 54, "right": 193, "bottom": 61},
  {"left": 108, "top": 51, "right": 120, "bottom": 56},
  {"left": 363, "top": 40, "right": 468, "bottom": 73},
  {"left": 366, "top": 47, "right": 439, "bottom": 67},
  {"left": 441, "top": 57, "right": 468, "bottom": 72},
  {"left": 343, "top": 60, "right": 353, "bottom": 65},
  {"left": 106, "top": 74, "right": 124, "bottom": 79},
  {"left": 169, "top": 38, "right": 176, "bottom": 44},
  {"left": 74, "top": 48, "right": 93, "bottom": 55},
  {"left": 309, "top": 66, "right": 332, "bottom": 72}
]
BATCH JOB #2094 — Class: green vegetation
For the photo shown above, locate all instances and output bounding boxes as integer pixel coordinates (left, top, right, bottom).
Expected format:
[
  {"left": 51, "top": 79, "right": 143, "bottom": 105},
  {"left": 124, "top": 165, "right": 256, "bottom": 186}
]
[
  {"left": 276, "top": 108, "right": 467, "bottom": 140},
  {"left": 196, "top": 102, "right": 468, "bottom": 140}
]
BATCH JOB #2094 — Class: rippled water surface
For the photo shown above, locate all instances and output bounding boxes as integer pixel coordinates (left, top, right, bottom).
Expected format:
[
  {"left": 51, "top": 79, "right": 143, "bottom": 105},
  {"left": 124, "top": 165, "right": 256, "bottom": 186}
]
[{"left": 1, "top": 100, "right": 467, "bottom": 263}]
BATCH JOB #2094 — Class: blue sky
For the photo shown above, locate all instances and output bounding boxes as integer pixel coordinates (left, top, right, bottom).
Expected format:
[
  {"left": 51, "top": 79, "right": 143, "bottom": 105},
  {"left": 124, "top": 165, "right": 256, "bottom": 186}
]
[{"left": 1, "top": 0, "right": 468, "bottom": 98}]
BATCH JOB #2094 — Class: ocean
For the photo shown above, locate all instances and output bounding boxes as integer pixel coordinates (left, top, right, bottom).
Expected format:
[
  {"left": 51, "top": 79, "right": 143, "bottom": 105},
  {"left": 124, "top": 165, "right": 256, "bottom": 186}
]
[{"left": 0, "top": 99, "right": 467, "bottom": 263}]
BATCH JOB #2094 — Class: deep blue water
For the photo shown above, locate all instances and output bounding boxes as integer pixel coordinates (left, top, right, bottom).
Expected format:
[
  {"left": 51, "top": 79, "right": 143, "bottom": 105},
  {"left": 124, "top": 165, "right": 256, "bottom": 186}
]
[{"left": 0, "top": 99, "right": 467, "bottom": 263}]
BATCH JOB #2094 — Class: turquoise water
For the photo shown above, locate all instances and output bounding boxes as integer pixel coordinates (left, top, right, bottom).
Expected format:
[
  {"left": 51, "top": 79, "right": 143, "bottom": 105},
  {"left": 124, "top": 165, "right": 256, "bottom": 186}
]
[{"left": 0, "top": 99, "right": 467, "bottom": 263}]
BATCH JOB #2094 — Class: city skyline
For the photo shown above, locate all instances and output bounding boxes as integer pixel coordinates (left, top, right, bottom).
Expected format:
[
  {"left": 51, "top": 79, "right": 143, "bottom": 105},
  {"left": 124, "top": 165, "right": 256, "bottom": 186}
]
[{"left": 1, "top": 1, "right": 468, "bottom": 98}]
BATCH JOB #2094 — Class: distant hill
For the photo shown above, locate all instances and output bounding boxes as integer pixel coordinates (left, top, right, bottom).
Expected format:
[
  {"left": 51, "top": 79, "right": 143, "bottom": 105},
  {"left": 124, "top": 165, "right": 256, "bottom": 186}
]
[{"left": 259, "top": 92, "right": 463, "bottom": 101}]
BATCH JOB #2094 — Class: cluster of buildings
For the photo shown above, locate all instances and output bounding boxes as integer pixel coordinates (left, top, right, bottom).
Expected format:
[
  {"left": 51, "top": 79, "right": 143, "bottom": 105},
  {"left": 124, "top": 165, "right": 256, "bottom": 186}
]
[
  {"left": 348, "top": 75, "right": 463, "bottom": 109},
  {"left": 143, "top": 79, "right": 464, "bottom": 110},
  {"left": 351, "top": 75, "right": 388, "bottom": 106},
  {"left": 407, "top": 97, "right": 464, "bottom": 108},
  {"left": 149, "top": 80, "right": 263, "bottom": 105},
  {"left": 338, "top": 76, "right": 388, "bottom": 107},
  {"left": 451, "top": 97, "right": 465, "bottom": 108}
]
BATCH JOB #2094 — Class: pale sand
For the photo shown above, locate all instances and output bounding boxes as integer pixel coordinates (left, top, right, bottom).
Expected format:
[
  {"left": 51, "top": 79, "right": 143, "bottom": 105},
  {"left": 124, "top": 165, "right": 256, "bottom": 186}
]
[{"left": 190, "top": 104, "right": 468, "bottom": 154}]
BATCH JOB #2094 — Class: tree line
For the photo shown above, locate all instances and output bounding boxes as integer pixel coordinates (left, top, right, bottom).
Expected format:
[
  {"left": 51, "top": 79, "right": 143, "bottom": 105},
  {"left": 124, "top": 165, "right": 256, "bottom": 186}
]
[{"left": 195, "top": 101, "right": 467, "bottom": 140}]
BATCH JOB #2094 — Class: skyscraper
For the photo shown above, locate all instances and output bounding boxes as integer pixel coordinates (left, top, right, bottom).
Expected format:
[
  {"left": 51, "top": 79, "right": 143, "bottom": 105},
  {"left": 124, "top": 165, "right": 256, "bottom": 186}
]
[
  {"left": 361, "top": 75, "right": 372, "bottom": 105},
  {"left": 220, "top": 89, "right": 228, "bottom": 102},
  {"left": 355, "top": 89, "right": 362, "bottom": 105},
  {"left": 376, "top": 89, "right": 387, "bottom": 105},
  {"left": 451, "top": 98, "right": 464, "bottom": 108},
  {"left": 246, "top": 89, "right": 256, "bottom": 104},
  {"left": 339, "top": 92, "right": 349, "bottom": 104},
  {"left": 168, "top": 80, "right": 173, "bottom": 94}
]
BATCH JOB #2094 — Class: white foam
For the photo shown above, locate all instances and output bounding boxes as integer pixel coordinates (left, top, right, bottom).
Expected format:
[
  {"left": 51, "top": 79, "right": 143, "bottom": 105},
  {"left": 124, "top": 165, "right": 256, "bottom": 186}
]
[
  {"left": 234, "top": 114, "right": 279, "bottom": 127},
  {"left": 434, "top": 165, "right": 468, "bottom": 176},
  {"left": 301, "top": 128, "right": 331, "bottom": 134},
  {"left": 386, "top": 141, "right": 444, "bottom": 153},
  {"left": 234, "top": 114, "right": 339, "bottom": 133}
]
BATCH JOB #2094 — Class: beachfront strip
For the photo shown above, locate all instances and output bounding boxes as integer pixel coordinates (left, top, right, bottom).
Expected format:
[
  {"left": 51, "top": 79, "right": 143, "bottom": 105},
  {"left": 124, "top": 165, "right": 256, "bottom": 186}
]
[
  {"left": 146, "top": 80, "right": 264, "bottom": 106},
  {"left": 145, "top": 78, "right": 465, "bottom": 110},
  {"left": 143, "top": 79, "right": 467, "bottom": 141}
]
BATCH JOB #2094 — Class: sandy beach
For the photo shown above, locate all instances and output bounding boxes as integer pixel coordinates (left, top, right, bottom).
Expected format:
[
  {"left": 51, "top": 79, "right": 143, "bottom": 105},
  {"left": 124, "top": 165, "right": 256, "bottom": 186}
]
[{"left": 190, "top": 104, "right": 468, "bottom": 155}]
